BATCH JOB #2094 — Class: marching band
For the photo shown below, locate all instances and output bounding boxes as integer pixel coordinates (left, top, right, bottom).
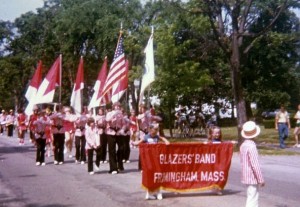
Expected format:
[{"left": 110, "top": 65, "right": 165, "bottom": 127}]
[{"left": 1, "top": 102, "right": 161, "bottom": 175}]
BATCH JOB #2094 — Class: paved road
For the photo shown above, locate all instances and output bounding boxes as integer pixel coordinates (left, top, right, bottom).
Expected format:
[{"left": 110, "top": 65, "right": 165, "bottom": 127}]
[{"left": 0, "top": 134, "right": 299, "bottom": 207}]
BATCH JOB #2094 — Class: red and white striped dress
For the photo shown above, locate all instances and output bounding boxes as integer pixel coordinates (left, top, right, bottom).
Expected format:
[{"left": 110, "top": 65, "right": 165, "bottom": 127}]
[{"left": 240, "top": 140, "right": 264, "bottom": 185}]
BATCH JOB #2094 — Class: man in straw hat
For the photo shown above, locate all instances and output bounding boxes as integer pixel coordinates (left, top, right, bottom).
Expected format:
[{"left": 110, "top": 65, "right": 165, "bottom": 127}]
[{"left": 240, "top": 121, "right": 265, "bottom": 207}]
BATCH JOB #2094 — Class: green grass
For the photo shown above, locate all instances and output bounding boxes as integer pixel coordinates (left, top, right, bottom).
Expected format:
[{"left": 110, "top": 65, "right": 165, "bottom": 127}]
[{"left": 164, "top": 125, "right": 300, "bottom": 155}]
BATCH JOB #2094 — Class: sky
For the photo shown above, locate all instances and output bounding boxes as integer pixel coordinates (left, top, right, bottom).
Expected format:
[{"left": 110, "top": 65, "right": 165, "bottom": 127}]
[
  {"left": 0, "top": 0, "right": 44, "bottom": 22},
  {"left": 0, "top": 0, "right": 299, "bottom": 22}
]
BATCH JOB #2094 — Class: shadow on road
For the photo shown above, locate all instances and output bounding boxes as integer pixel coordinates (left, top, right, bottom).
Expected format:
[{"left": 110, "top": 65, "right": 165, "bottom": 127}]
[
  {"left": 163, "top": 189, "right": 241, "bottom": 198},
  {"left": 0, "top": 145, "right": 35, "bottom": 154}
]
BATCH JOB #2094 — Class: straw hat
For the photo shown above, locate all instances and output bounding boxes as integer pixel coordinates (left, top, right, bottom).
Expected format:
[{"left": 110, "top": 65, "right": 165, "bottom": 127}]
[{"left": 241, "top": 121, "right": 260, "bottom": 139}]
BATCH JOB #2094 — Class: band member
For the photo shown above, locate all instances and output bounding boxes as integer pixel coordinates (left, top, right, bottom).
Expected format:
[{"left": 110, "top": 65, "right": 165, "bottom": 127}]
[
  {"left": 106, "top": 102, "right": 125, "bottom": 174},
  {"left": 28, "top": 106, "right": 39, "bottom": 145},
  {"left": 85, "top": 117, "right": 101, "bottom": 175},
  {"left": 17, "top": 108, "right": 27, "bottom": 145},
  {"left": 50, "top": 106, "right": 65, "bottom": 165},
  {"left": 74, "top": 109, "right": 88, "bottom": 164},
  {"left": 6, "top": 109, "right": 15, "bottom": 137},
  {"left": 174, "top": 105, "right": 187, "bottom": 129},
  {"left": 33, "top": 110, "right": 51, "bottom": 166},
  {"left": 133, "top": 124, "right": 170, "bottom": 200},
  {"left": 63, "top": 106, "right": 77, "bottom": 158},
  {"left": 121, "top": 110, "right": 131, "bottom": 163},
  {"left": 94, "top": 107, "right": 108, "bottom": 164},
  {"left": 129, "top": 109, "right": 138, "bottom": 148},
  {"left": 45, "top": 107, "right": 53, "bottom": 157},
  {"left": 0, "top": 110, "right": 7, "bottom": 135},
  {"left": 137, "top": 104, "right": 162, "bottom": 139}
]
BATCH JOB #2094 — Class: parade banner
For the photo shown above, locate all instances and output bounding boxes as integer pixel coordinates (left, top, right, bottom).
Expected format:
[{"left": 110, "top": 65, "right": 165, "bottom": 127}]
[{"left": 139, "top": 142, "right": 233, "bottom": 192}]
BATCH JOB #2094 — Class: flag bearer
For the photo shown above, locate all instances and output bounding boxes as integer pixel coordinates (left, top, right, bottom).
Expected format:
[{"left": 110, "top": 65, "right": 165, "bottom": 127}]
[
  {"left": 33, "top": 110, "right": 51, "bottom": 166},
  {"left": 106, "top": 102, "right": 125, "bottom": 174}
]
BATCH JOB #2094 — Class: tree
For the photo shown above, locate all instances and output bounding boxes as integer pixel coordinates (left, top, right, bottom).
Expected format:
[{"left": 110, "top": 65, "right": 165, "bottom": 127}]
[
  {"left": 141, "top": 1, "right": 216, "bottom": 135},
  {"left": 190, "top": 0, "right": 300, "bottom": 141},
  {"left": 244, "top": 8, "right": 300, "bottom": 111}
]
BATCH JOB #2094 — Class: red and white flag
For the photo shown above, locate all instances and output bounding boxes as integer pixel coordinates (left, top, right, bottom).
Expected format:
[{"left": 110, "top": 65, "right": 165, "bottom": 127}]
[
  {"left": 111, "top": 60, "right": 129, "bottom": 103},
  {"left": 33, "top": 55, "right": 61, "bottom": 105},
  {"left": 88, "top": 57, "right": 108, "bottom": 110},
  {"left": 70, "top": 56, "right": 84, "bottom": 115},
  {"left": 101, "top": 32, "right": 127, "bottom": 104},
  {"left": 25, "top": 60, "right": 43, "bottom": 101},
  {"left": 140, "top": 31, "right": 155, "bottom": 104},
  {"left": 24, "top": 61, "right": 43, "bottom": 116}
]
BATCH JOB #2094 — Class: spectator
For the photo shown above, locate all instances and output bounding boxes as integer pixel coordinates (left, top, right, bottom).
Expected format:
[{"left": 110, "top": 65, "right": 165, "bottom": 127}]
[
  {"left": 275, "top": 105, "right": 290, "bottom": 149},
  {"left": 240, "top": 121, "right": 265, "bottom": 207},
  {"left": 293, "top": 104, "right": 300, "bottom": 148}
]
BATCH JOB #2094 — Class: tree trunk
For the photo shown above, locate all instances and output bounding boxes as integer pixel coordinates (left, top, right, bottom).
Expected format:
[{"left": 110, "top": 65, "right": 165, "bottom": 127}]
[
  {"left": 245, "top": 101, "right": 253, "bottom": 118},
  {"left": 231, "top": 31, "right": 247, "bottom": 144},
  {"left": 14, "top": 90, "right": 19, "bottom": 113}
]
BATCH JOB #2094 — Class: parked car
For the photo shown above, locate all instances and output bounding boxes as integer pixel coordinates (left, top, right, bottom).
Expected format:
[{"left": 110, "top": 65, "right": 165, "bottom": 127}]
[{"left": 261, "top": 110, "right": 279, "bottom": 119}]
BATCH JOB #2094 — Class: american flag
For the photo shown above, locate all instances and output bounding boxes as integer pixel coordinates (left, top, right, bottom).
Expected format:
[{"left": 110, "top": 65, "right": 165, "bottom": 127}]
[{"left": 101, "top": 32, "right": 127, "bottom": 103}]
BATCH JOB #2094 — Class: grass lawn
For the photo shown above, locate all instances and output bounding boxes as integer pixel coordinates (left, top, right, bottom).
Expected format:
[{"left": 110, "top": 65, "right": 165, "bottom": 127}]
[{"left": 164, "top": 125, "right": 300, "bottom": 155}]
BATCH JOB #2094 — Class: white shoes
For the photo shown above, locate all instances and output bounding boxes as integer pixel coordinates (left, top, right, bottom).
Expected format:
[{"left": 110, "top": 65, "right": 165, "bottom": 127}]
[
  {"left": 126, "top": 160, "right": 130, "bottom": 163},
  {"left": 145, "top": 192, "right": 150, "bottom": 200},
  {"left": 59, "top": 162, "right": 64, "bottom": 165},
  {"left": 81, "top": 161, "right": 85, "bottom": 165},
  {"left": 36, "top": 162, "right": 40, "bottom": 166},
  {"left": 94, "top": 164, "right": 100, "bottom": 172},
  {"left": 145, "top": 191, "right": 161, "bottom": 200},
  {"left": 54, "top": 161, "right": 58, "bottom": 165},
  {"left": 157, "top": 192, "right": 163, "bottom": 200},
  {"left": 41, "top": 162, "right": 46, "bottom": 166},
  {"left": 111, "top": 171, "right": 118, "bottom": 175},
  {"left": 75, "top": 160, "right": 79, "bottom": 164},
  {"left": 212, "top": 188, "right": 223, "bottom": 195},
  {"left": 89, "top": 171, "right": 94, "bottom": 175}
]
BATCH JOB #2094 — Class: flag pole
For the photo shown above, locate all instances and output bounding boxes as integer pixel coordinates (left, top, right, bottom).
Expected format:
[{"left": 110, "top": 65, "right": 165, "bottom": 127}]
[
  {"left": 59, "top": 54, "right": 62, "bottom": 109},
  {"left": 80, "top": 55, "right": 83, "bottom": 113},
  {"left": 147, "top": 26, "right": 154, "bottom": 108},
  {"left": 101, "top": 28, "right": 123, "bottom": 97},
  {"left": 147, "top": 87, "right": 151, "bottom": 108},
  {"left": 105, "top": 23, "right": 123, "bottom": 103},
  {"left": 117, "top": 22, "right": 123, "bottom": 103}
]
